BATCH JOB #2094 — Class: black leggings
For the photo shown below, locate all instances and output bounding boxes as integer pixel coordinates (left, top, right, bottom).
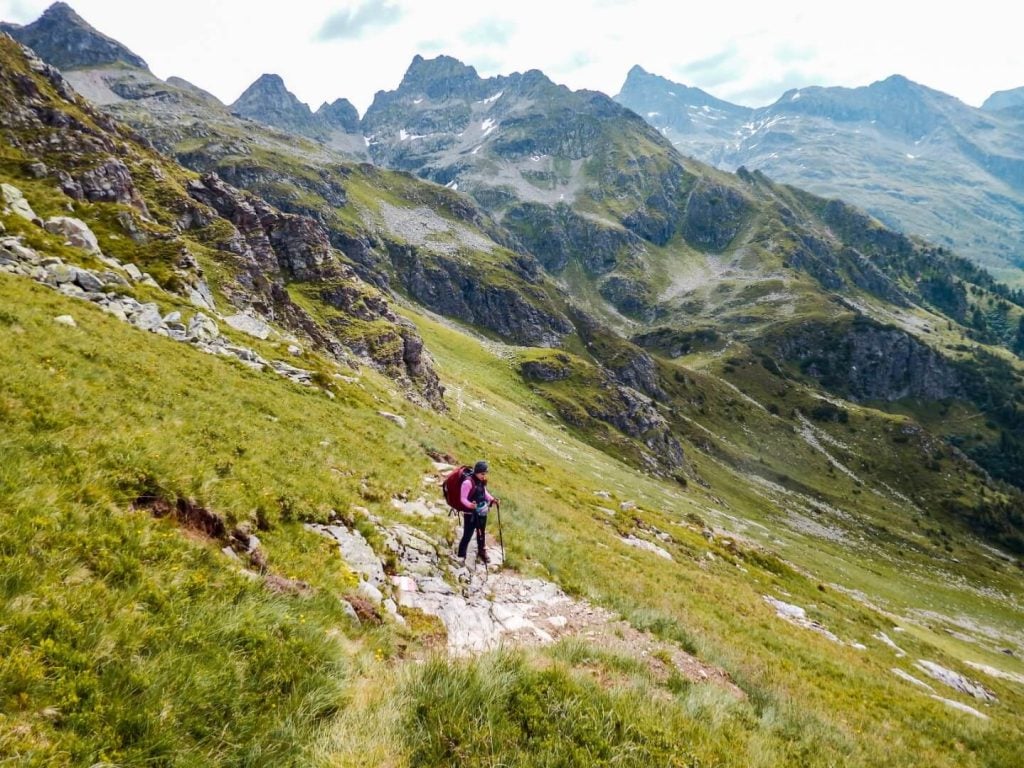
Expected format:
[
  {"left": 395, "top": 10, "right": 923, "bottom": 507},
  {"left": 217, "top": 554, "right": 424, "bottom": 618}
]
[{"left": 457, "top": 512, "right": 487, "bottom": 557}]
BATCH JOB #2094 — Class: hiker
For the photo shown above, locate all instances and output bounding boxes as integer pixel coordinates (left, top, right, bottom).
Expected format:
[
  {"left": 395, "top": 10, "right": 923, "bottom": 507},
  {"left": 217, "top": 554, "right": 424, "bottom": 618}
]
[{"left": 456, "top": 460, "right": 497, "bottom": 564}]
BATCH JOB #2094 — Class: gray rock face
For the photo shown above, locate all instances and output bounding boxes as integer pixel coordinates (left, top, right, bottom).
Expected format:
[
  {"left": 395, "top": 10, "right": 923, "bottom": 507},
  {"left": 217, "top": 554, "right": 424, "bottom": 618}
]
[
  {"left": 1, "top": 183, "right": 38, "bottom": 220},
  {"left": 388, "top": 243, "right": 571, "bottom": 347},
  {"left": 224, "top": 312, "right": 271, "bottom": 340},
  {"left": 982, "top": 86, "right": 1024, "bottom": 113},
  {"left": 316, "top": 98, "right": 360, "bottom": 133},
  {"left": 231, "top": 74, "right": 361, "bottom": 140},
  {"left": 775, "top": 319, "right": 961, "bottom": 402},
  {"left": 681, "top": 180, "right": 749, "bottom": 252},
  {"left": 43, "top": 216, "right": 101, "bottom": 253},
  {"left": 307, "top": 524, "right": 387, "bottom": 589},
  {"left": 1, "top": 2, "right": 149, "bottom": 71},
  {"left": 501, "top": 202, "right": 643, "bottom": 275},
  {"left": 186, "top": 312, "right": 219, "bottom": 341},
  {"left": 598, "top": 274, "right": 656, "bottom": 321},
  {"left": 75, "top": 158, "right": 149, "bottom": 213},
  {"left": 915, "top": 660, "right": 996, "bottom": 702},
  {"left": 231, "top": 74, "right": 320, "bottom": 135},
  {"left": 520, "top": 355, "right": 572, "bottom": 382}
]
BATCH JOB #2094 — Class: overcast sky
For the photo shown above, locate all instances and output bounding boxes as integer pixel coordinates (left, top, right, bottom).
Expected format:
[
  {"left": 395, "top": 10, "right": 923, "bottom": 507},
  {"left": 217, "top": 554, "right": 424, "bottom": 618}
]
[{"left": 2, "top": 0, "right": 1021, "bottom": 113}]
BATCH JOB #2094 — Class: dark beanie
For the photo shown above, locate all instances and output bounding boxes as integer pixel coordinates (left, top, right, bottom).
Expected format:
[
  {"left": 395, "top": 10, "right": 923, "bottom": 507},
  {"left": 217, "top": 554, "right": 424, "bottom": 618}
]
[{"left": 473, "top": 460, "right": 489, "bottom": 474}]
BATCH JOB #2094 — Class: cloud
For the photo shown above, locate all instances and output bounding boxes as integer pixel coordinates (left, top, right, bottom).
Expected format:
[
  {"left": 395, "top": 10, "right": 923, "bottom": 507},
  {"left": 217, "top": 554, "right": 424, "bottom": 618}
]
[
  {"left": 462, "top": 18, "right": 515, "bottom": 46},
  {"left": 726, "top": 70, "right": 817, "bottom": 107},
  {"left": 0, "top": 0, "right": 39, "bottom": 24},
  {"left": 416, "top": 38, "right": 450, "bottom": 54},
  {"left": 775, "top": 43, "right": 817, "bottom": 64},
  {"left": 317, "top": 0, "right": 402, "bottom": 41},
  {"left": 673, "top": 46, "right": 744, "bottom": 89},
  {"left": 560, "top": 50, "right": 593, "bottom": 72}
]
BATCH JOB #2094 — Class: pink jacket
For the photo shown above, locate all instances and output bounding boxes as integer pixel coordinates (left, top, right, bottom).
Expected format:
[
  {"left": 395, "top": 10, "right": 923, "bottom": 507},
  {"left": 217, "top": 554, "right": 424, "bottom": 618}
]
[{"left": 460, "top": 477, "right": 495, "bottom": 511}]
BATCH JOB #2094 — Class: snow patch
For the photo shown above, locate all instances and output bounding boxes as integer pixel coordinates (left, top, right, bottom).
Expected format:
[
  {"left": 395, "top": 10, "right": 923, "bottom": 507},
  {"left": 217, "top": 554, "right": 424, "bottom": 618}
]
[
  {"left": 413, "top": 97, "right": 423, "bottom": 104},
  {"left": 399, "top": 128, "right": 430, "bottom": 142},
  {"left": 481, "top": 118, "right": 498, "bottom": 136},
  {"left": 481, "top": 90, "right": 503, "bottom": 104}
]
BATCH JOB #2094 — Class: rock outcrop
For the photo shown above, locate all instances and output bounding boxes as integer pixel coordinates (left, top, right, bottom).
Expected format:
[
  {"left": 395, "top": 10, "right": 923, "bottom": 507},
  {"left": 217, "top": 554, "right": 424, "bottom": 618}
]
[
  {"left": 773, "top": 318, "right": 961, "bottom": 402},
  {"left": 1, "top": 2, "right": 149, "bottom": 71},
  {"left": 186, "top": 173, "right": 444, "bottom": 407},
  {"left": 230, "top": 74, "right": 362, "bottom": 141},
  {"left": 501, "top": 202, "right": 643, "bottom": 275}
]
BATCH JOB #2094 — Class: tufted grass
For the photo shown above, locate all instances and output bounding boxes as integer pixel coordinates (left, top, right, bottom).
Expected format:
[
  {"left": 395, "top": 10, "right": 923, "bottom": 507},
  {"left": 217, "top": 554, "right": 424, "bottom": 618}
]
[{"left": 2, "top": 269, "right": 1024, "bottom": 767}]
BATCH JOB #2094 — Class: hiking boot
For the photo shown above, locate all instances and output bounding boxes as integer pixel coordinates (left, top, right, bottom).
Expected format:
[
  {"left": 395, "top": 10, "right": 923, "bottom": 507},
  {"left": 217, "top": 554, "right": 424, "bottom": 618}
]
[{"left": 477, "top": 547, "right": 491, "bottom": 565}]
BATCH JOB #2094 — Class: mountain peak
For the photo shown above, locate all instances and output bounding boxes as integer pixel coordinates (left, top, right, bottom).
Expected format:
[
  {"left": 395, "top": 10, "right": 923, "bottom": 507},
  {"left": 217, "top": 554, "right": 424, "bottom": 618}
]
[
  {"left": 316, "top": 98, "right": 360, "bottom": 133},
  {"left": 400, "top": 54, "right": 480, "bottom": 91},
  {"left": 982, "top": 86, "right": 1024, "bottom": 112},
  {"left": 0, "top": 1, "right": 148, "bottom": 71},
  {"left": 616, "top": 66, "right": 747, "bottom": 118},
  {"left": 231, "top": 73, "right": 316, "bottom": 131}
]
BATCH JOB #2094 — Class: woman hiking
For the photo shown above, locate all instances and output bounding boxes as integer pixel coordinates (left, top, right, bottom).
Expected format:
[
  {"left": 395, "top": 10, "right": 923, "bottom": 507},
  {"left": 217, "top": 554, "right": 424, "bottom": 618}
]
[{"left": 456, "top": 460, "right": 497, "bottom": 564}]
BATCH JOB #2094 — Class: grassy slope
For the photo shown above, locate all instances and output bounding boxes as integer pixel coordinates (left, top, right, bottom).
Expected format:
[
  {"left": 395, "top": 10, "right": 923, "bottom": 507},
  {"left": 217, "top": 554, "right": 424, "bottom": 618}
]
[
  {"left": 1, "top": 37, "right": 1023, "bottom": 768},
  {"left": 4, "top": 267, "right": 1023, "bottom": 765}
]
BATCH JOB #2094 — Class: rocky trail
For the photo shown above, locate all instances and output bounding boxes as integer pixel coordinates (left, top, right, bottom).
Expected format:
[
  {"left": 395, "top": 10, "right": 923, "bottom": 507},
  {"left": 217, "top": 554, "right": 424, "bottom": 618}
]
[{"left": 308, "top": 464, "right": 742, "bottom": 697}]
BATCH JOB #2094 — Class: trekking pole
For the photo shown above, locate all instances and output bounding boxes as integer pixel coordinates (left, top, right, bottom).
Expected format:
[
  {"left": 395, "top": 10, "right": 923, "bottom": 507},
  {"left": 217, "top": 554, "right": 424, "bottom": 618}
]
[{"left": 494, "top": 499, "right": 505, "bottom": 566}]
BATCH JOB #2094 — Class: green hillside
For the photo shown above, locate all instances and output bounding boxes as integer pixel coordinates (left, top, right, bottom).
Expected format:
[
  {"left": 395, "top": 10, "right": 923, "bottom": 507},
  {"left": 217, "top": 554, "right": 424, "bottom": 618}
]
[{"left": 1, "top": 14, "right": 1024, "bottom": 768}]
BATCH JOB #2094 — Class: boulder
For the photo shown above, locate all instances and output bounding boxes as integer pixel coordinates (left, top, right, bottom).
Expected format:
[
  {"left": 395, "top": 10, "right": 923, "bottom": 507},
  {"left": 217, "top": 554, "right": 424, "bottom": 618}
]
[
  {"left": 186, "top": 312, "right": 220, "bottom": 342},
  {"left": 378, "top": 411, "right": 407, "bottom": 429},
  {"left": 123, "top": 263, "right": 143, "bottom": 282},
  {"left": 224, "top": 312, "right": 272, "bottom": 340},
  {"left": 45, "top": 263, "right": 76, "bottom": 285},
  {"left": 357, "top": 580, "right": 384, "bottom": 605},
  {"left": 1, "top": 183, "right": 37, "bottom": 221},
  {"left": 132, "top": 303, "right": 164, "bottom": 332},
  {"left": 189, "top": 281, "right": 216, "bottom": 311},
  {"left": 621, "top": 535, "right": 673, "bottom": 560},
  {"left": 43, "top": 217, "right": 101, "bottom": 253},
  {"left": 53, "top": 314, "right": 76, "bottom": 327},
  {"left": 74, "top": 270, "right": 105, "bottom": 292}
]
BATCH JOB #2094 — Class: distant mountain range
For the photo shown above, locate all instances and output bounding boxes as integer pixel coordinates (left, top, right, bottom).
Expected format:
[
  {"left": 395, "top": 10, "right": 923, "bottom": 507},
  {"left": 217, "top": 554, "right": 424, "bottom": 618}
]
[
  {"left": 4, "top": 1, "right": 1024, "bottom": 493},
  {"left": 11, "top": 5, "right": 1020, "bottom": 285},
  {"left": 617, "top": 66, "right": 1024, "bottom": 282}
]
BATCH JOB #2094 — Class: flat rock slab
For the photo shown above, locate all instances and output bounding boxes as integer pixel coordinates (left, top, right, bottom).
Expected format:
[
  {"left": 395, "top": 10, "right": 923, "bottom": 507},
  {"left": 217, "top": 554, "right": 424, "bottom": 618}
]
[
  {"left": 621, "top": 535, "right": 672, "bottom": 560},
  {"left": 307, "top": 523, "right": 387, "bottom": 588},
  {"left": 224, "top": 313, "right": 271, "bottom": 340},
  {"left": 763, "top": 595, "right": 844, "bottom": 645},
  {"left": 915, "top": 660, "right": 996, "bottom": 702}
]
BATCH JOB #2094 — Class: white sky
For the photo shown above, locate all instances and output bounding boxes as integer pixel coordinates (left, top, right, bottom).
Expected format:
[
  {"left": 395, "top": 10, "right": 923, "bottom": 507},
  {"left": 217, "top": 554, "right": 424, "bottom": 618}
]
[{"left": 2, "top": 0, "right": 1022, "bottom": 114}]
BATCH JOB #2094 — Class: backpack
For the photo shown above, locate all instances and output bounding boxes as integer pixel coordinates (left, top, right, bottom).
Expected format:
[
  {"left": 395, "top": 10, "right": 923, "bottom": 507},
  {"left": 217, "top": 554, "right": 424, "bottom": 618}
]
[{"left": 442, "top": 466, "right": 474, "bottom": 513}]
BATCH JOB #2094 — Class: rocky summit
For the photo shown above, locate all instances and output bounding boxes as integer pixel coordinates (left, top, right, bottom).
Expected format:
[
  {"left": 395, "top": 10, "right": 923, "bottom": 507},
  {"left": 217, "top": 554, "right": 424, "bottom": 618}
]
[
  {"left": 0, "top": 1, "right": 147, "bottom": 70},
  {"left": 231, "top": 73, "right": 362, "bottom": 141},
  {"left": 983, "top": 85, "right": 1024, "bottom": 114},
  {"left": 2, "top": 4, "right": 1024, "bottom": 768}
]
